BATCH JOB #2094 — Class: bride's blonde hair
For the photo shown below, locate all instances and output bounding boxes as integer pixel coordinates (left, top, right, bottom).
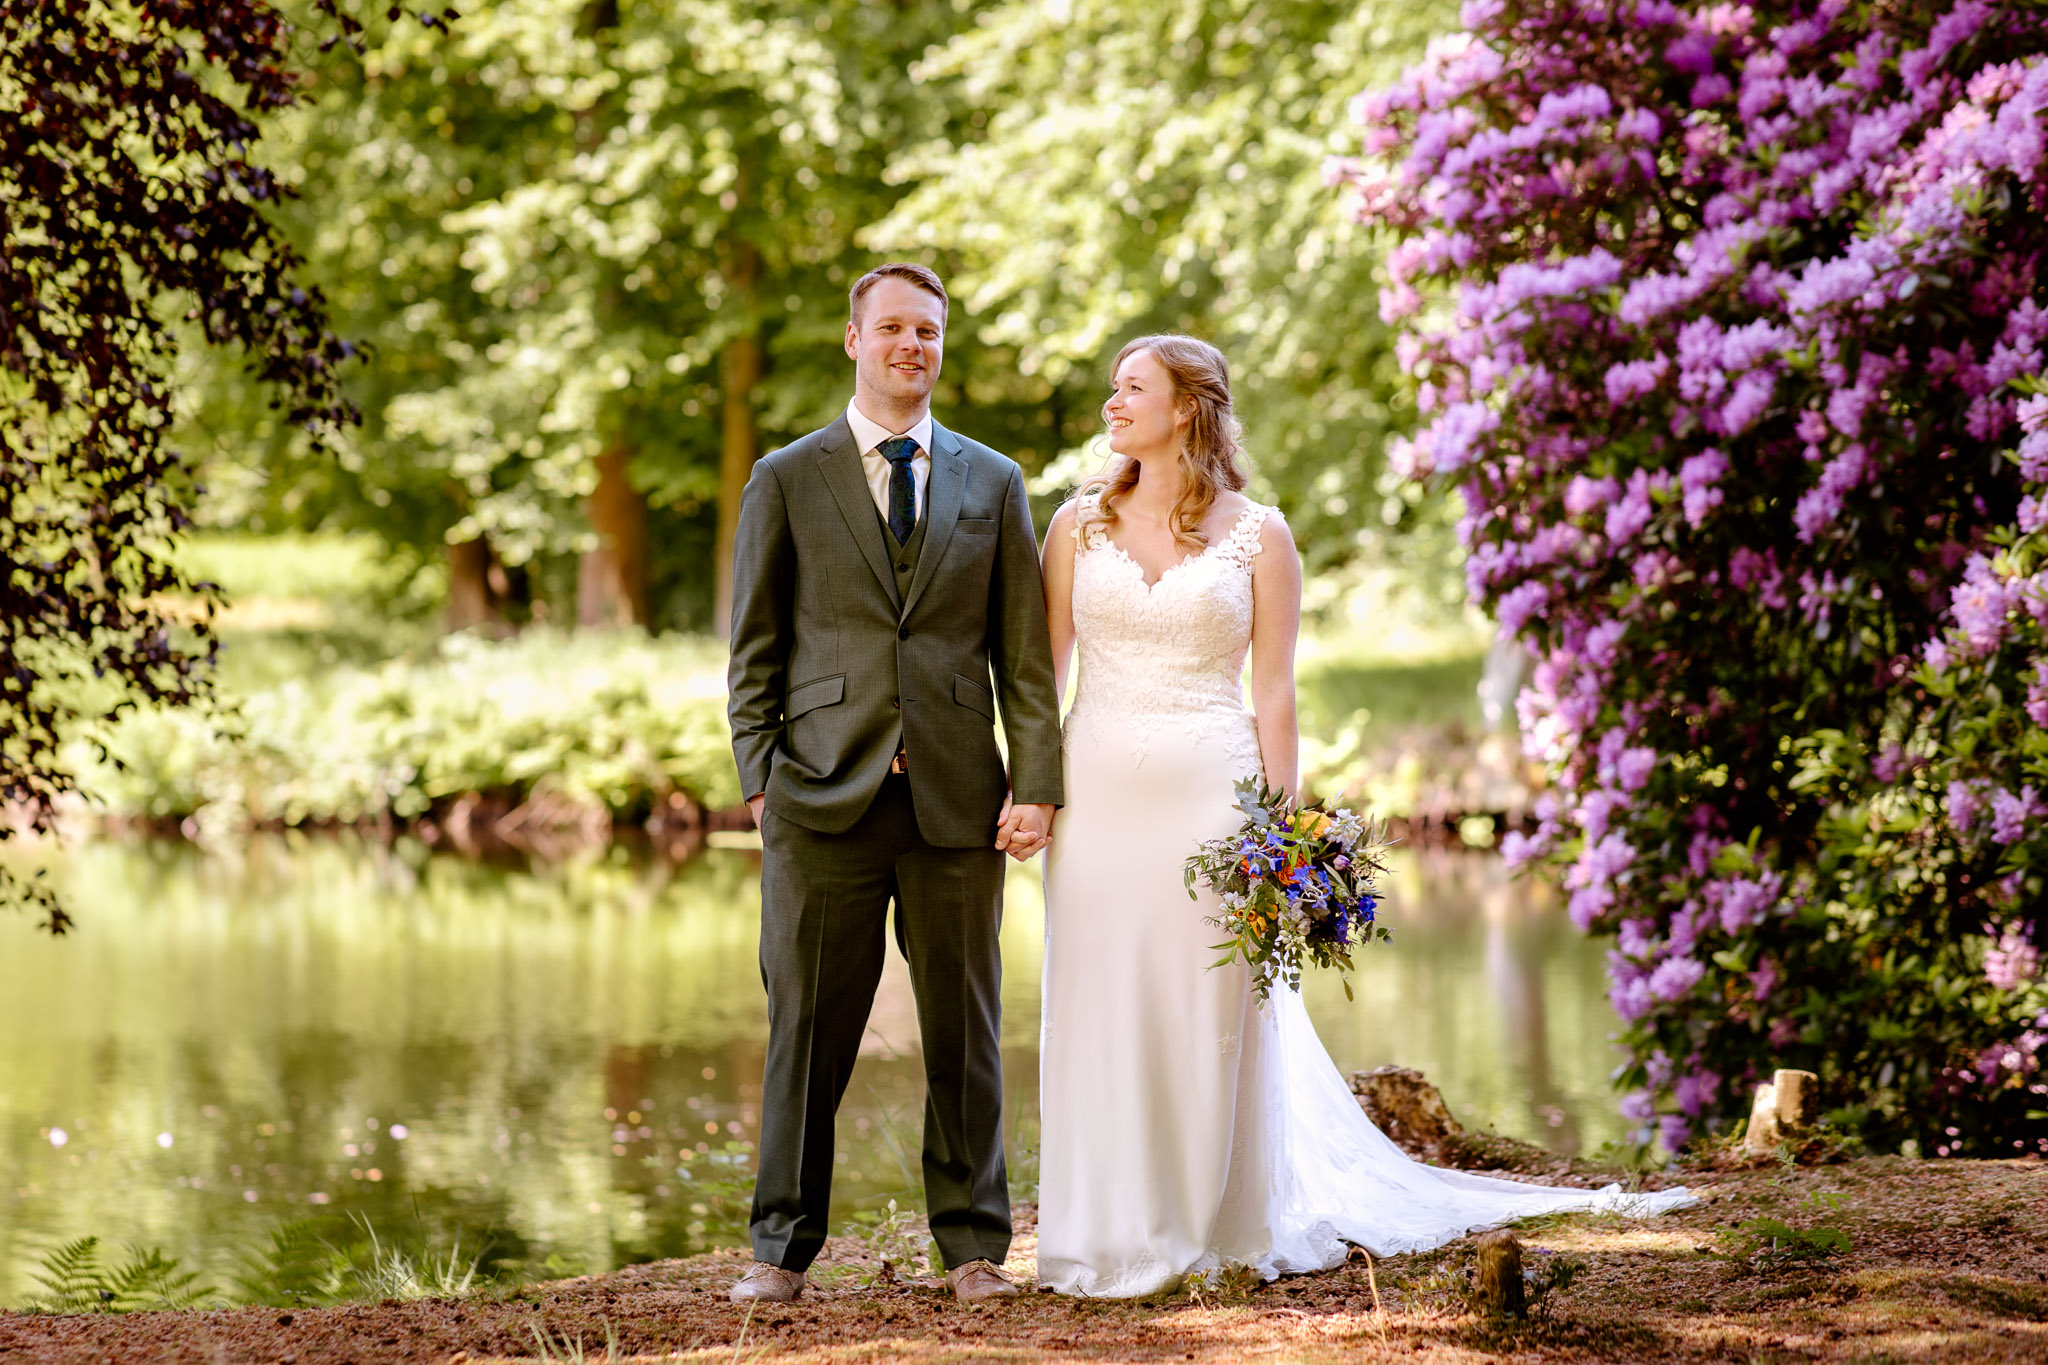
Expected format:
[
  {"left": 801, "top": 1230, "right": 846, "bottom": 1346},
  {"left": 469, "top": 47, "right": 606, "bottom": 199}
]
[{"left": 1079, "top": 334, "right": 1247, "bottom": 551}]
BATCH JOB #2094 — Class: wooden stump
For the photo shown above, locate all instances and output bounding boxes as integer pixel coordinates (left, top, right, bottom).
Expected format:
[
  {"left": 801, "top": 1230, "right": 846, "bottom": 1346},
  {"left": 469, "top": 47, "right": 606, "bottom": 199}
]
[
  {"left": 1349, "top": 1066, "right": 1465, "bottom": 1163},
  {"left": 1743, "top": 1068, "right": 1820, "bottom": 1154},
  {"left": 1473, "top": 1230, "right": 1525, "bottom": 1318}
]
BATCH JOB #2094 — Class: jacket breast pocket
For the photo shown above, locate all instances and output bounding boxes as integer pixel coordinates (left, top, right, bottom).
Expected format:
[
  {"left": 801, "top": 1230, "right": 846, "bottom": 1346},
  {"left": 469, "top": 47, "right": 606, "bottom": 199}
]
[
  {"left": 785, "top": 674, "right": 846, "bottom": 720},
  {"left": 955, "top": 517, "right": 996, "bottom": 536},
  {"left": 953, "top": 674, "right": 996, "bottom": 720}
]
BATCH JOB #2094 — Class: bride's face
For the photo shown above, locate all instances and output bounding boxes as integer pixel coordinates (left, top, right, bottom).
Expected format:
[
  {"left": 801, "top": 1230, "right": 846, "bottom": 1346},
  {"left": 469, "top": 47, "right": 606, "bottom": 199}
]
[{"left": 1103, "top": 349, "right": 1187, "bottom": 460}]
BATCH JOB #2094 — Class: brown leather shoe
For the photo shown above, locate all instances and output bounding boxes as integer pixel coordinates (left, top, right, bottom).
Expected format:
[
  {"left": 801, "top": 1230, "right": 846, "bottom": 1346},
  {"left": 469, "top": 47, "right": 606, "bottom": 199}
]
[
  {"left": 946, "top": 1258, "right": 1021, "bottom": 1302},
  {"left": 729, "top": 1261, "right": 805, "bottom": 1303}
]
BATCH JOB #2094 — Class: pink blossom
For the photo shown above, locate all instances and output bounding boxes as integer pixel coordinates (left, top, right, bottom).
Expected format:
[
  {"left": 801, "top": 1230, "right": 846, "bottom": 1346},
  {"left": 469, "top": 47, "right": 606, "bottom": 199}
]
[{"left": 1984, "top": 922, "right": 2041, "bottom": 991}]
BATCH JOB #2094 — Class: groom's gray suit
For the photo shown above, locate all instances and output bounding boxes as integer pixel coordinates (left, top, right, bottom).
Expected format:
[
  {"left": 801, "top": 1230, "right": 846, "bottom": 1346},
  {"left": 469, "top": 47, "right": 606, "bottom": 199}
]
[{"left": 727, "top": 412, "right": 1063, "bottom": 1274}]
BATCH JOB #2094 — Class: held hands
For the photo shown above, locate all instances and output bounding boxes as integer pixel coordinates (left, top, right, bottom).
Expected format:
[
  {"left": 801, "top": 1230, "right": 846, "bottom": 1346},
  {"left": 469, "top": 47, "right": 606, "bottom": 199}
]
[{"left": 994, "top": 796, "right": 1054, "bottom": 861}]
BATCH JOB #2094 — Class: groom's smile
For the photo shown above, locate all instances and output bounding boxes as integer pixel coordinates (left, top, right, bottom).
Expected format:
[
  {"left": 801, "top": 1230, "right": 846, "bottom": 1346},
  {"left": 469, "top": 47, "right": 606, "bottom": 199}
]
[{"left": 845, "top": 275, "right": 946, "bottom": 425}]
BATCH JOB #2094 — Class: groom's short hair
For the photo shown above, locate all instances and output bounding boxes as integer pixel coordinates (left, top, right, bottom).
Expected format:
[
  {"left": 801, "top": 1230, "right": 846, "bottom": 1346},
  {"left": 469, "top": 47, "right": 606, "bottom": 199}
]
[{"left": 849, "top": 263, "right": 949, "bottom": 327}]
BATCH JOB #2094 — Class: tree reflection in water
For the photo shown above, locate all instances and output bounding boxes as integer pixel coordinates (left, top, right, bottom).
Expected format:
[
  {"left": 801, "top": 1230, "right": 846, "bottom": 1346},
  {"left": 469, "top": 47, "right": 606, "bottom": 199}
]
[{"left": 0, "top": 837, "right": 1623, "bottom": 1302}]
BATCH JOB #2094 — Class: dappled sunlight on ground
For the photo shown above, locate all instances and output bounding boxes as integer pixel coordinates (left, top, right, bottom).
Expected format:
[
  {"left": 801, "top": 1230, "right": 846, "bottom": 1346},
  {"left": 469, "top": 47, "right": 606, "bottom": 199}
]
[{"left": 3, "top": 1158, "right": 2044, "bottom": 1362}]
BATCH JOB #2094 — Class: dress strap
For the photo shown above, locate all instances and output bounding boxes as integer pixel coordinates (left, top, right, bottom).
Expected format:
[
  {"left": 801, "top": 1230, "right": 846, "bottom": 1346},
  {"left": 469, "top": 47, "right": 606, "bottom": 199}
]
[
  {"left": 1071, "top": 487, "right": 1111, "bottom": 552},
  {"left": 1221, "top": 501, "right": 1274, "bottom": 569}
]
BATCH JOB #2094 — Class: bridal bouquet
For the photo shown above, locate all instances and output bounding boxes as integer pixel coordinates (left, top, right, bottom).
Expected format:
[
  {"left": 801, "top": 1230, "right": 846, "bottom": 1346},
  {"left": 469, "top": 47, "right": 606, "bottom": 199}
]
[{"left": 1184, "top": 778, "right": 1392, "bottom": 1003}]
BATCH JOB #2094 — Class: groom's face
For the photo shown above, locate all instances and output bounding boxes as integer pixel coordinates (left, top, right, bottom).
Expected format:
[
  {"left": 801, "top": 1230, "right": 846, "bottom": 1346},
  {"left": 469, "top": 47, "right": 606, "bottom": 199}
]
[{"left": 846, "top": 278, "right": 945, "bottom": 412}]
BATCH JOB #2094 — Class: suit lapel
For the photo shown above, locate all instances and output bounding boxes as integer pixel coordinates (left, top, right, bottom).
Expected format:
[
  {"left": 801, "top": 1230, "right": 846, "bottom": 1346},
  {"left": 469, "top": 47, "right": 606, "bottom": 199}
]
[
  {"left": 901, "top": 422, "right": 966, "bottom": 619},
  {"left": 813, "top": 416, "right": 897, "bottom": 602}
]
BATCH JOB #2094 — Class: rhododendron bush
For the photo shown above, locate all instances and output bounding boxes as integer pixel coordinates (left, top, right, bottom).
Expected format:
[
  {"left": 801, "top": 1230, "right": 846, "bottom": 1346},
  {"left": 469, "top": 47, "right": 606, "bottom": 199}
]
[{"left": 1339, "top": 0, "right": 2048, "bottom": 1156}]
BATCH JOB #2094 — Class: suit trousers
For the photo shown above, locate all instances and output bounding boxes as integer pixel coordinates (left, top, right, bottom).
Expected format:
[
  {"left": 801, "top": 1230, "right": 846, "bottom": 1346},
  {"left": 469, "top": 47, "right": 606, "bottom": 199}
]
[{"left": 750, "top": 774, "right": 1011, "bottom": 1273}]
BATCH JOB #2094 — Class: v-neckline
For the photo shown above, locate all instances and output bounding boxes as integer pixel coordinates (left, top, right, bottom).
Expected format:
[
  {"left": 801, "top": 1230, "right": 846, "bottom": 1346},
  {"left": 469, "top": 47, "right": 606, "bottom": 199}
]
[
  {"left": 1096, "top": 503, "right": 1262, "bottom": 590},
  {"left": 1101, "top": 536, "right": 1221, "bottom": 591}
]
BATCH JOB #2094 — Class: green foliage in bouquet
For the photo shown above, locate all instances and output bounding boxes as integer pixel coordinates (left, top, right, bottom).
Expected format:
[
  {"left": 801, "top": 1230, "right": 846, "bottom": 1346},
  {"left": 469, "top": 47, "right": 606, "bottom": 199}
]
[{"left": 1186, "top": 778, "right": 1393, "bottom": 1002}]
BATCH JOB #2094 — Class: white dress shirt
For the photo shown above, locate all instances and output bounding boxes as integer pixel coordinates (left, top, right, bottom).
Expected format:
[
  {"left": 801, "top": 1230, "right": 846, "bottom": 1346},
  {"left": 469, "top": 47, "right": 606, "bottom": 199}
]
[{"left": 846, "top": 399, "right": 932, "bottom": 524}]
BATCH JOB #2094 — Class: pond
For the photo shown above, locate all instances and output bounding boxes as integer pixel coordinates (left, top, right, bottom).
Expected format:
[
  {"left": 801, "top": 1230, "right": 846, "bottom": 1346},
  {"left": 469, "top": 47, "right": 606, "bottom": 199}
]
[{"left": 0, "top": 836, "right": 1626, "bottom": 1303}]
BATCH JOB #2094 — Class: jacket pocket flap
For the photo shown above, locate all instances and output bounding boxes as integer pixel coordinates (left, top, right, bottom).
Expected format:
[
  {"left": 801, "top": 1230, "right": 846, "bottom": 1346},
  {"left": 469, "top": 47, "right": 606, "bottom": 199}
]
[
  {"left": 956, "top": 517, "right": 997, "bottom": 535},
  {"left": 953, "top": 674, "right": 996, "bottom": 719},
  {"left": 786, "top": 674, "right": 846, "bottom": 720}
]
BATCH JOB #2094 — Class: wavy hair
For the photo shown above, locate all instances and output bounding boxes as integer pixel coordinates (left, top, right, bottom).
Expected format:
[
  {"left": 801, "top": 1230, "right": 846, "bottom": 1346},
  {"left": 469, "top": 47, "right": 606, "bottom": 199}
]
[{"left": 1080, "top": 334, "right": 1247, "bottom": 551}]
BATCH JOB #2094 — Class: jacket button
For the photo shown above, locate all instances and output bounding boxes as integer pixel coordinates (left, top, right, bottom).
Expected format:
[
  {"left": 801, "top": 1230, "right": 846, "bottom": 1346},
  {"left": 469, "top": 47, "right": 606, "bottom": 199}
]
[
  {"left": 897, "top": 562, "right": 909, "bottom": 573},
  {"left": 898, "top": 627, "right": 910, "bottom": 640}
]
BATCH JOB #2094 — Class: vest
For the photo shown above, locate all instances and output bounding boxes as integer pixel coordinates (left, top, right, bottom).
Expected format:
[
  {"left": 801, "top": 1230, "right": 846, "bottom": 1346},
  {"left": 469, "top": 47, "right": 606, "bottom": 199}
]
[{"left": 874, "top": 502, "right": 929, "bottom": 613}]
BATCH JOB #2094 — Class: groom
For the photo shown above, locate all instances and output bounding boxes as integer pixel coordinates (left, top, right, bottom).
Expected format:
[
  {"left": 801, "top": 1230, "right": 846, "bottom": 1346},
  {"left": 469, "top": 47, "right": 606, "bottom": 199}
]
[{"left": 724, "top": 263, "right": 1064, "bottom": 1303}]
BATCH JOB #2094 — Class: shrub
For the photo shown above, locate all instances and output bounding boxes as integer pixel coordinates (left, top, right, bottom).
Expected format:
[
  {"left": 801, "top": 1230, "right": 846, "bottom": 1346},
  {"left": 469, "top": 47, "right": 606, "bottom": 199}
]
[
  {"left": 80, "top": 631, "right": 741, "bottom": 833},
  {"left": 1340, "top": 0, "right": 2048, "bottom": 1155}
]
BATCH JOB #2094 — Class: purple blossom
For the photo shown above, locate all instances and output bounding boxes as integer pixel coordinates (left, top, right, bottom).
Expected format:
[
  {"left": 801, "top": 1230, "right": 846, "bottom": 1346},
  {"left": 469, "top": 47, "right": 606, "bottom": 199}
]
[
  {"left": 1750, "top": 957, "right": 1780, "bottom": 1002},
  {"left": 1988, "top": 785, "right": 2044, "bottom": 845},
  {"left": 1615, "top": 746, "right": 1658, "bottom": 792},
  {"left": 1604, "top": 469, "right": 1656, "bottom": 544},
  {"left": 1648, "top": 954, "right": 1707, "bottom": 1002},
  {"left": 1947, "top": 780, "right": 1983, "bottom": 833},
  {"left": 1673, "top": 1068, "right": 1721, "bottom": 1117},
  {"left": 1948, "top": 555, "right": 2014, "bottom": 655},
  {"left": 1605, "top": 354, "right": 1671, "bottom": 405}
]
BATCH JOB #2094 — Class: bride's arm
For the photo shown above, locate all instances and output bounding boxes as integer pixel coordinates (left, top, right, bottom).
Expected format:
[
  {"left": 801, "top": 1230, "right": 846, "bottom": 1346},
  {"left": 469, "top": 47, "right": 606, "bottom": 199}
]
[
  {"left": 1248, "top": 510, "right": 1303, "bottom": 803},
  {"left": 1042, "top": 500, "right": 1080, "bottom": 704}
]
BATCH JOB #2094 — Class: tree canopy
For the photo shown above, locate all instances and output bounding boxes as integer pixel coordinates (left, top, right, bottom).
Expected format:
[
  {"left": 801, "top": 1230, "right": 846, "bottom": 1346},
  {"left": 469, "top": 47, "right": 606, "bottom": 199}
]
[{"left": 1, "top": 0, "right": 364, "bottom": 928}]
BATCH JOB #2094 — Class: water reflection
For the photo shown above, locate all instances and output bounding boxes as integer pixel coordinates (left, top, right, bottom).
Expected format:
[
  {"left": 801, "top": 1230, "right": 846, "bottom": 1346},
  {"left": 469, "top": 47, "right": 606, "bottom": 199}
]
[{"left": 0, "top": 836, "right": 1624, "bottom": 1301}]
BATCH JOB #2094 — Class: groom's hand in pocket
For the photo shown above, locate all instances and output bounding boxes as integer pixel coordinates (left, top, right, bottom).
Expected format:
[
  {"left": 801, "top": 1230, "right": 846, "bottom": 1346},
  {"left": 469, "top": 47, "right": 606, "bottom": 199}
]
[{"left": 994, "top": 796, "right": 1053, "bottom": 861}]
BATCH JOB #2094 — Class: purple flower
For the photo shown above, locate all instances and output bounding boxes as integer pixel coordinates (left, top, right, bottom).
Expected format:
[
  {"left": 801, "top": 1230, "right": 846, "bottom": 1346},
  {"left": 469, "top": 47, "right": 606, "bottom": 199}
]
[
  {"left": 1619, "top": 1089, "right": 1656, "bottom": 1122},
  {"left": 1605, "top": 355, "right": 1671, "bottom": 406},
  {"left": 1750, "top": 958, "right": 1780, "bottom": 1002},
  {"left": 1615, "top": 746, "right": 1658, "bottom": 792},
  {"left": 1715, "top": 875, "right": 1781, "bottom": 934},
  {"left": 1949, "top": 555, "right": 2014, "bottom": 655},
  {"left": 1988, "top": 785, "right": 2044, "bottom": 845},
  {"left": 1605, "top": 469, "right": 1656, "bottom": 545},
  {"left": 1673, "top": 1069, "right": 1721, "bottom": 1117},
  {"left": 1648, "top": 954, "right": 1707, "bottom": 1002},
  {"left": 1948, "top": 780, "right": 1983, "bottom": 833}
]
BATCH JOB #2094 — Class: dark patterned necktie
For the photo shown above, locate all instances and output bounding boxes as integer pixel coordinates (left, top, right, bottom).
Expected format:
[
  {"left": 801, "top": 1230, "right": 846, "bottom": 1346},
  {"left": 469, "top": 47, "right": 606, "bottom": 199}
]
[{"left": 878, "top": 436, "right": 919, "bottom": 544}]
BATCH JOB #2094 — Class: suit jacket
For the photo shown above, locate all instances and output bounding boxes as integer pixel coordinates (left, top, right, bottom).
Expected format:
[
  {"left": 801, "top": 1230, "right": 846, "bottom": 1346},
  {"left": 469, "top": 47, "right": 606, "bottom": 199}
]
[{"left": 726, "top": 414, "right": 1064, "bottom": 847}]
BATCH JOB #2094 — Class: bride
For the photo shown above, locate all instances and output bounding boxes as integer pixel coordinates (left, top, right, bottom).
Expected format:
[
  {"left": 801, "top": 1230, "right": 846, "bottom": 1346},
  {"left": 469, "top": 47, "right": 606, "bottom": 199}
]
[{"left": 1033, "top": 334, "right": 1692, "bottom": 1298}]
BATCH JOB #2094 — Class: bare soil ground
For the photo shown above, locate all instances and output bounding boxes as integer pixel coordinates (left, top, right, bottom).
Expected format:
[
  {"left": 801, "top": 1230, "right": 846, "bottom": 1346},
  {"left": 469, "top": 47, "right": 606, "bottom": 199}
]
[{"left": 2, "top": 1156, "right": 2043, "bottom": 1364}]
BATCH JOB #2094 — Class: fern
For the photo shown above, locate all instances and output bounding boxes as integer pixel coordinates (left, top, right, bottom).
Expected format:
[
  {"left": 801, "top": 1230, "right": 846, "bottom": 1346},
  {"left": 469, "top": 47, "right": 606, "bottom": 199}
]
[
  {"left": 25, "top": 1236, "right": 112, "bottom": 1313},
  {"left": 19, "top": 1237, "right": 219, "bottom": 1314},
  {"left": 107, "top": 1246, "right": 217, "bottom": 1311},
  {"left": 233, "top": 1220, "right": 338, "bottom": 1306}
]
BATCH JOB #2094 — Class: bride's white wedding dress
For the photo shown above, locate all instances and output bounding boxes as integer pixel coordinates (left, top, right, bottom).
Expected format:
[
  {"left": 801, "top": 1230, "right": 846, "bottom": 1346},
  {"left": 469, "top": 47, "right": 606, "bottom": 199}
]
[{"left": 1035, "top": 497, "right": 1693, "bottom": 1299}]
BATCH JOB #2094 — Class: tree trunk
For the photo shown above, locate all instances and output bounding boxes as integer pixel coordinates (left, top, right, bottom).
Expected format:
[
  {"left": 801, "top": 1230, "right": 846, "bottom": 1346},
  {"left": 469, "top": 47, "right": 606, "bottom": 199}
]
[
  {"left": 446, "top": 535, "right": 505, "bottom": 634},
  {"left": 577, "top": 445, "right": 649, "bottom": 629},
  {"left": 714, "top": 285, "right": 764, "bottom": 638}
]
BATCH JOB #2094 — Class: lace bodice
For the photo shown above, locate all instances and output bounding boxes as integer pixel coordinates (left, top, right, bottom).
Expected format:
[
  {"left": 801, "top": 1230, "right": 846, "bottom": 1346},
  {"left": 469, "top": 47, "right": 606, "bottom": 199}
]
[{"left": 1066, "top": 495, "right": 1275, "bottom": 772}]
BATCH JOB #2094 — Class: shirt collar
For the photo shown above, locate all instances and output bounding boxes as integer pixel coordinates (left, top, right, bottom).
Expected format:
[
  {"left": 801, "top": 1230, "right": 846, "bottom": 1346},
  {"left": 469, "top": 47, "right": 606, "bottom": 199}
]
[{"left": 846, "top": 398, "right": 933, "bottom": 459}]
